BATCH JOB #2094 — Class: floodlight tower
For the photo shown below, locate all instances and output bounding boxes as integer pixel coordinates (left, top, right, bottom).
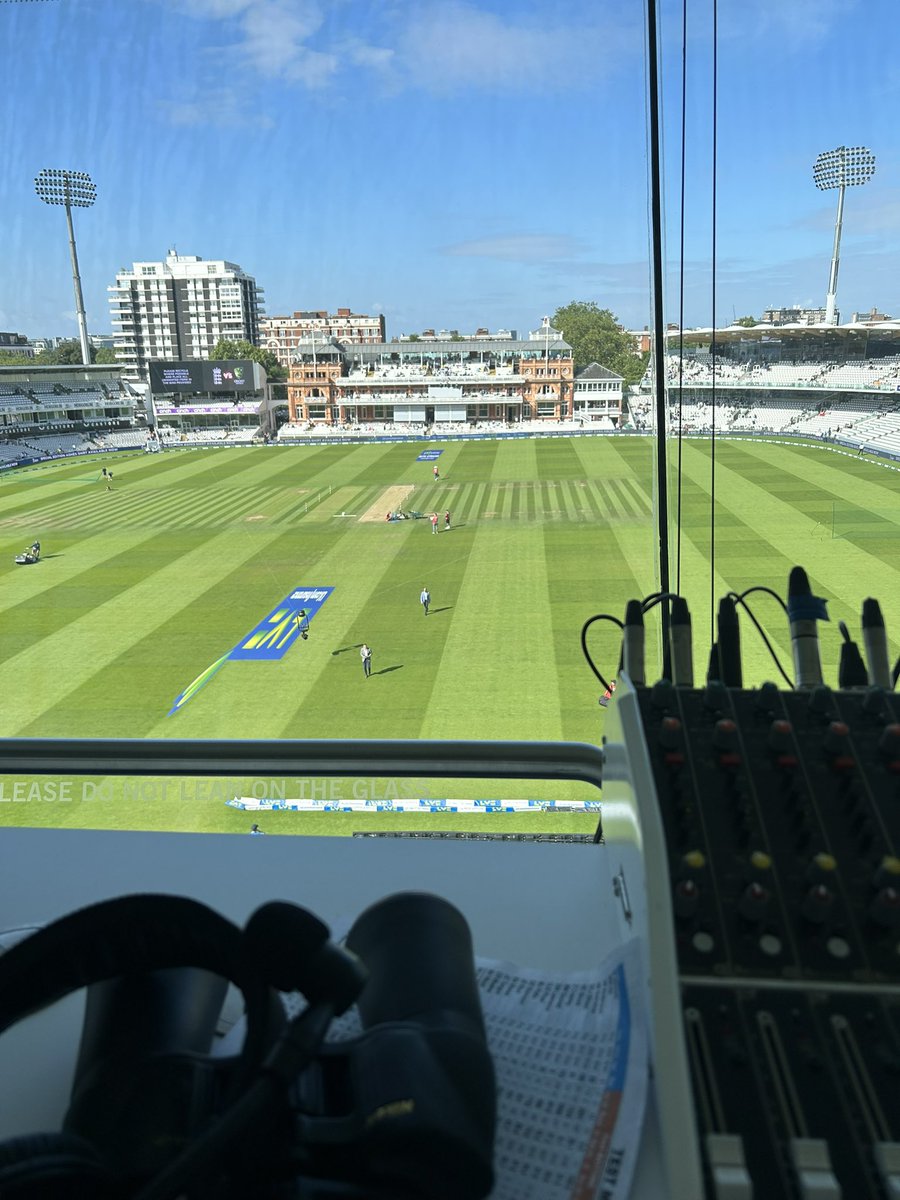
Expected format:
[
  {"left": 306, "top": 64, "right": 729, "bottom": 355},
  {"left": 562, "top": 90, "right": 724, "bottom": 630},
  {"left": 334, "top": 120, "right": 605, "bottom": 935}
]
[
  {"left": 813, "top": 146, "right": 875, "bottom": 325},
  {"left": 34, "top": 168, "right": 97, "bottom": 365}
]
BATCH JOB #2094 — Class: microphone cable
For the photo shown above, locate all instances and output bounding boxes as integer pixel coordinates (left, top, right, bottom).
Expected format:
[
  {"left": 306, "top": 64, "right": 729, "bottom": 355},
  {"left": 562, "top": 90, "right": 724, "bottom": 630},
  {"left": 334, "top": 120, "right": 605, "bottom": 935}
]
[{"left": 580, "top": 613, "right": 623, "bottom": 696}]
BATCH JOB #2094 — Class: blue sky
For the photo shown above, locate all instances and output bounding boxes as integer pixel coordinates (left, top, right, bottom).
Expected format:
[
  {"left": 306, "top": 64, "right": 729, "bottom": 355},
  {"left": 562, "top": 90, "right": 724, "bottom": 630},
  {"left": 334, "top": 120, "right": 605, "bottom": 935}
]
[{"left": 2, "top": 0, "right": 898, "bottom": 343}]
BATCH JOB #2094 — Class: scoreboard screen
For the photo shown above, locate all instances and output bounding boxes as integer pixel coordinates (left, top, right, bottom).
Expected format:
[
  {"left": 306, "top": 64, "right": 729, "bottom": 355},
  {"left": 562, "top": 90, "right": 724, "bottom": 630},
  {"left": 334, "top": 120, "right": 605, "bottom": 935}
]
[{"left": 149, "top": 360, "right": 258, "bottom": 392}]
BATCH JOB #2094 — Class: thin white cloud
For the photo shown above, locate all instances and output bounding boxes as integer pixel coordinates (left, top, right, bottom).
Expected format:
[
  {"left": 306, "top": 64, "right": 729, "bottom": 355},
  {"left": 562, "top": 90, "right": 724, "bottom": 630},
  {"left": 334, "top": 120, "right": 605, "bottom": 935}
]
[
  {"left": 162, "top": 0, "right": 254, "bottom": 16},
  {"left": 237, "top": 0, "right": 337, "bottom": 84},
  {"left": 552, "top": 259, "right": 651, "bottom": 288},
  {"left": 158, "top": 86, "right": 274, "bottom": 128},
  {"left": 156, "top": 0, "right": 339, "bottom": 86},
  {"left": 394, "top": 2, "right": 635, "bottom": 93},
  {"left": 153, "top": 0, "right": 636, "bottom": 96},
  {"left": 786, "top": 190, "right": 900, "bottom": 238},
  {"left": 833, "top": 197, "right": 900, "bottom": 238},
  {"left": 445, "top": 234, "right": 589, "bottom": 261},
  {"left": 720, "top": 0, "right": 851, "bottom": 44},
  {"left": 345, "top": 39, "right": 394, "bottom": 74}
]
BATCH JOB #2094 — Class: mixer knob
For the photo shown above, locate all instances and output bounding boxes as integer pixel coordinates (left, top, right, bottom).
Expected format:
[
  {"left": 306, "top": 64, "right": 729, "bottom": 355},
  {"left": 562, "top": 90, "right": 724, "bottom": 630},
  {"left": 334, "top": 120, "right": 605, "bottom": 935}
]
[
  {"left": 768, "top": 719, "right": 793, "bottom": 753},
  {"left": 869, "top": 888, "right": 900, "bottom": 929},
  {"left": 755, "top": 681, "right": 780, "bottom": 713},
  {"left": 801, "top": 885, "right": 835, "bottom": 924},
  {"left": 682, "top": 849, "right": 706, "bottom": 872},
  {"left": 806, "top": 852, "right": 837, "bottom": 884},
  {"left": 877, "top": 723, "right": 900, "bottom": 759},
  {"left": 713, "top": 718, "right": 738, "bottom": 751},
  {"left": 749, "top": 850, "right": 772, "bottom": 876},
  {"left": 873, "top": 856, "right": 900, "bottom": 890},
  {"left": 823, "top": 721, "right": 850, "bottom": 754},
  {"left": 738, "top": 882, "right": 771, "bottom": 922},
  {"left": 674, "top": 879, "right": 700, "bottom": 919},
  {"left": 658, "top": 716, "right": 683, "bottom": 750}
]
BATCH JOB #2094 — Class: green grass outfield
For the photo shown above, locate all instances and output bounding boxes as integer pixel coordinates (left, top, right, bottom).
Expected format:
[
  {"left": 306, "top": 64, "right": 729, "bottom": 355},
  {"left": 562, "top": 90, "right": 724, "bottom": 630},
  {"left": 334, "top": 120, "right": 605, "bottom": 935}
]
[{"left": 1, "top": 436, "right": 897, "bottom": 836}]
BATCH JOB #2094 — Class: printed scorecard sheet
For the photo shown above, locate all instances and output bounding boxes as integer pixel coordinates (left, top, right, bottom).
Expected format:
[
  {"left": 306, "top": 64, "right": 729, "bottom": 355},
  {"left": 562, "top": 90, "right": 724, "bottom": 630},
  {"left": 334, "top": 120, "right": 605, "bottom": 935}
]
[{"left": 477, "top": 938, "right": 647, "bottom": 1200}]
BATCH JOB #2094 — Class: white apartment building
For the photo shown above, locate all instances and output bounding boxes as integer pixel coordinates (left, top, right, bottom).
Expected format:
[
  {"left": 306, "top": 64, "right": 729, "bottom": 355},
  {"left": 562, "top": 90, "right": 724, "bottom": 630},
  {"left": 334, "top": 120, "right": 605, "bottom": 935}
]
[{"left": 108, "top": 250, "right": 264, "bottom": 381}]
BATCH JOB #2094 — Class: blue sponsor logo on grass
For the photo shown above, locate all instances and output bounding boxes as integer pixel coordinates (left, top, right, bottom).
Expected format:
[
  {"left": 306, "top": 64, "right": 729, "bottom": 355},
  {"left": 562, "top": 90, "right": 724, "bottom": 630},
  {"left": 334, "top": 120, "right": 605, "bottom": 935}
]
[
  {"left": 416, "top": 449, "right": 443, "bottom": 461},
  {"left": 230, "top": 587, "right": 333, "bottom": 661},
  {"left": 169, "top": 586, "right": 333, "bottom": 713}
]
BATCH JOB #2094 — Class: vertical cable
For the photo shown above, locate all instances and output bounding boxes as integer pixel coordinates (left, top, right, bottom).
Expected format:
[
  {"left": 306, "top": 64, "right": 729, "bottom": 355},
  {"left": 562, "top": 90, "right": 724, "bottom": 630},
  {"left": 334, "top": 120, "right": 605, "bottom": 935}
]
[
  {"left": 675, "top": 0, "right": 688, "bottom": 594},
  {"left": 708, "top": 0, "right": 719, "bottom": 648},
  {"left": 646, "top": 0, "right": 671, "bottom": 661}
]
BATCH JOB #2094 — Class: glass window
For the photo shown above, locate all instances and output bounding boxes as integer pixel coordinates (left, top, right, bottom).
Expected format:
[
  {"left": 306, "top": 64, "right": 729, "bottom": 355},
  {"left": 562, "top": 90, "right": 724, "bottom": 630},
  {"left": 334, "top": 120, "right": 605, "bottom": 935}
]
[{"left": 4, "top": 1, "right": 894, "bottom": 818}]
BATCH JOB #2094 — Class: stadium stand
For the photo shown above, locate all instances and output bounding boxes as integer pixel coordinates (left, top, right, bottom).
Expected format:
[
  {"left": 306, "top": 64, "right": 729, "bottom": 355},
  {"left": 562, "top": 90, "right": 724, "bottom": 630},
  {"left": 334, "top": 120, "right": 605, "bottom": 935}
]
[
  {"left": 626, "top": 324, "right": 900, "bottom": 456},
  {"left": 94, "top": 430, "right": 148, "bottom": 449},
  {"left": 3, "top": 326, "right": 900, "bottom": 468}
]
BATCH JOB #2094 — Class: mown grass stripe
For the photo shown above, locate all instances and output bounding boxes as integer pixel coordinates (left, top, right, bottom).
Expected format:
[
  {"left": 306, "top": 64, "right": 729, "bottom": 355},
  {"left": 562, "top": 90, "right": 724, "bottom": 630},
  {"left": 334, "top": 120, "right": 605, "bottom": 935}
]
[
  {"left": 259, "top": 526, "right": 449, "bottom": 741},
  {"left": 610, "top": 478, "right": 640, "bottom": 521},
  {"left": 552, "top": 481, "right": 569, "bottom": 521},
  {"left": 627, "top": 477, "right": 653, "bottom": 515},
  {"left": 480, "top": 482, "right": 497, "bottom": 521},
  {"left": 181, "top": 485, "right": 276, "bottom": 527},
  {"left": 519, "top": 481, "right": 533, "bottom": 522},
  {"left": 268, "top": 486, "right": 335, "bottom": 525},
  {"left": 0, "top": 526, "right": 195, "bottom": 619},
  {"left": 677, "top": 440, "right": 899, "bottom": 671},
  {"left": 585, "top": 477, "right": 607, "bottom": 520},
  {"left": 421, "top": 523, "right": 563, "bottom": 741},
  {"left": 464, "top": 482, "right": 485, "bottom": 522},
  {"left": 4, "top": 528, "right": 288, "bottom": 735},
  {"left": 563, "top": 480, "right": 585, "bottom": 522},
  {"left": 23, "top": 524, "right": 345, "bottom": 739},
  {"left": 509, "top": 482, "right": 523, "bottom": 521}
]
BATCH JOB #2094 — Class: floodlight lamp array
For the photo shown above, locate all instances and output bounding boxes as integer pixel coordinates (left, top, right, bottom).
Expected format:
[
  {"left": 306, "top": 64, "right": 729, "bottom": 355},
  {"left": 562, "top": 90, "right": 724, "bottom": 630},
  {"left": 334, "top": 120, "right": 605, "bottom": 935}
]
[
  {"left": 34, "top": 168, "right": 98, "bottom": 207},
  {"left": 812, "top": 145, "right": 876, "bottom": 191}
]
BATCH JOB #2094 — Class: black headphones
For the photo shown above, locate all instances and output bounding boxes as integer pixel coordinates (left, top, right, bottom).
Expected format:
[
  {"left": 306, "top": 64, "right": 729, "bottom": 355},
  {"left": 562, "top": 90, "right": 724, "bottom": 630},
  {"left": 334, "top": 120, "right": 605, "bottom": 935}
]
[{"left": 0, "top": 893, "right": 366, "bottom": 1200}]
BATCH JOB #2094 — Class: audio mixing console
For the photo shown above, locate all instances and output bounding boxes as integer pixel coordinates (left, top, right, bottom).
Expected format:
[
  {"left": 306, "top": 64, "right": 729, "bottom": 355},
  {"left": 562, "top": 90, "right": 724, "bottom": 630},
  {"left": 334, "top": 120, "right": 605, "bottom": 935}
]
[{"left": 598, "top": 570, "right": 900, "bottom": 1198}]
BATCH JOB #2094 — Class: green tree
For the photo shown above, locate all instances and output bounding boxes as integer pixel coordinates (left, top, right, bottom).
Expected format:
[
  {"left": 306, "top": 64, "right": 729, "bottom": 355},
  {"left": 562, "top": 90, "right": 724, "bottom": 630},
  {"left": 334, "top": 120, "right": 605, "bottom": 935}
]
[
  {"left": 209, "top": 339, "right": 287, "bottom": 382},
  {"left": 551, "top": 301, "right": 647, "bottom": 383},
  {"left": 0, "top": 342, "right": 117, "bottom": 368},
  {"left": 734, "top": 315, "right": 758, "bottom": 327},
  {"left": 54, "top": 340, "right": 88, "bottom": 365},
  {"left": 26, "top": 340, "right": 88, "bottom": 365}
]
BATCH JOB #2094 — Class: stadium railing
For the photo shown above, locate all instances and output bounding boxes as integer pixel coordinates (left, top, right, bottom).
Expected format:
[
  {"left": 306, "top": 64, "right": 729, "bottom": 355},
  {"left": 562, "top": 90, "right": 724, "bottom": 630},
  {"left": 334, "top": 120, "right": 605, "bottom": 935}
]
[{"left": 0, "top": 736, "right": 605, "bottom": 840}]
